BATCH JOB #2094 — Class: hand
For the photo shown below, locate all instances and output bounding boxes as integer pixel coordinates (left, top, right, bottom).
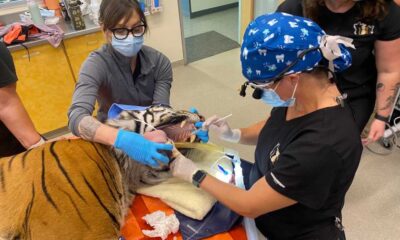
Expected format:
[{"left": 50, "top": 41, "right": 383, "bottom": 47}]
[
  {"left": 188, "top": 107, "right": 199, "bottom": 114},
  {"left": 170, "top": 148, "right": 199, "bottom": 182},
  {"left": 114, "top": 129, "right": 173, "bottom": 167},
  {"left": 188, "top": 107, "right": 209, "bottom": 143},
  {"left": 204, "top": 115, "right": 241, "bottom": 143},
  {"left": 193, "top": 121, "right": 209, "bottom": 143},
  {"left": 362, "top": 119, "right": 386, "bottom": 145}
]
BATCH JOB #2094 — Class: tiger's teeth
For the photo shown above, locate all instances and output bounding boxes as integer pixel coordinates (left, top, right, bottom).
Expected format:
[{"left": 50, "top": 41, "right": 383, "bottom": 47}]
[
  {"left": 190, "top": 134, "right": 196, "bottom": 143},
  {"left": 180, "top": 120, "right": 187, "bottom": 128}
]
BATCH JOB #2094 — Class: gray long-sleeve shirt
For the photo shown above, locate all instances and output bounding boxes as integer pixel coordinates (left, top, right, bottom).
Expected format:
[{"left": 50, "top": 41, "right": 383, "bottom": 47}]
[{"left": 67, "top": 44, "right": 172, "bottom": 136}]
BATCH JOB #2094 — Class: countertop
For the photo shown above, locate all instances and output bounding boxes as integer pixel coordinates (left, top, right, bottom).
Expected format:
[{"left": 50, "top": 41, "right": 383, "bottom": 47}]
[{"left": 5, "top": 15, "right": 102, "bottom": 52}]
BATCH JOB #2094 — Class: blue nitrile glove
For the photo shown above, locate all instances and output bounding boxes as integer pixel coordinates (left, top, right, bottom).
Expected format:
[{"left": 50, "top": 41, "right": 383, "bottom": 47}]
[
  {"left": 108, "top": 103, "right": 149, "bottom": 119},
  {"left": 189, "top": 107, "right": 198, "bottom": 114},
  {"left": 114, "top": 129, "right": 173, "bottom": 167},
  {"left": 194, "top": 121, "right": 209, "bottom": 143},
  {"left": 189, "top": 107, "right": 209, "bottom": 143}
]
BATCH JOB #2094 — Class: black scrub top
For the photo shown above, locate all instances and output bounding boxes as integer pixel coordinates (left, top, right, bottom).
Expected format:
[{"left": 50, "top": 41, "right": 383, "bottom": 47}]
[
  {"left": 249, "top": 105, "right": 362, "bottom": 240},
  {"left": 277, "top": 0, "right": 400, "bottom": 96},
  {"left": 0, "top": 41, "right": 25, "bottom": 157}
]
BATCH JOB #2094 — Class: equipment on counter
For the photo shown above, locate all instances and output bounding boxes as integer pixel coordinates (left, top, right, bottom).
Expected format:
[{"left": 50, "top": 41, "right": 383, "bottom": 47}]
[
  {"left": 44, "top": 0, "right": 62, "bottom": 17},
  {"left": 66, "top": 0, "right": 85, "bottom": 30},
  {"left": 27, "top": 0, "right": 44, "bottom": 25},
  {"left": 138, "top": 0, "right": 163, "bottom": 15},
  {"left": 60, "top": 0, "right": 71, "bottom": 22}
]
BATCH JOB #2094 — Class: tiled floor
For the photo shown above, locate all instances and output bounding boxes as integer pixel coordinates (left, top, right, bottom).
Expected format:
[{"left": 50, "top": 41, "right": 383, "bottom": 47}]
[{"left": 171, "top": 48, "right": 400, "bottom": 240}]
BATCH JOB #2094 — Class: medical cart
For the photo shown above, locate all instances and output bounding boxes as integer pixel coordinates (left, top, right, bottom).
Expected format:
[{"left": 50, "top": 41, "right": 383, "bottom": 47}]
[{"left": 382, "top": 87, "right": 400, "bottom": 148}]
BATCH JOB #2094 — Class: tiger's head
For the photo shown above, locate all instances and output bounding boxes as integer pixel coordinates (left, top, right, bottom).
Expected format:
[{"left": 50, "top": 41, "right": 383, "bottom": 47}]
[
  {"left": 106, "top": 105, "right": 204, "bottom": 143},
  {"left": 105, "top": 105, "right": 204, "bottom": 187}
]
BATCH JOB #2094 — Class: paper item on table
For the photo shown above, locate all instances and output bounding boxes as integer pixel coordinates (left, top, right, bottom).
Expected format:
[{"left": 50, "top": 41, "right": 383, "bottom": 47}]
[{"left": 142, "top": 210, "right": 180, "bottom": 240}]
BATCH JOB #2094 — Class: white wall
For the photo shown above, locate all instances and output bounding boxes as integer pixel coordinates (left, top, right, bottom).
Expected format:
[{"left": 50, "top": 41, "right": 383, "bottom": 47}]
[
  {"left": 190, "top": 0, "right": 238, "bottom": 13},
  {"left": 144, "top": 0, "right": 184, "bottom": 63}
]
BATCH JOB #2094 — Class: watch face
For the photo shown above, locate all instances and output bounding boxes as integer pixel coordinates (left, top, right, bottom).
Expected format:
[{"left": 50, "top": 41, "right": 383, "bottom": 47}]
[{"left": 192, "top": 170, "right": 207, "bottom": 187}]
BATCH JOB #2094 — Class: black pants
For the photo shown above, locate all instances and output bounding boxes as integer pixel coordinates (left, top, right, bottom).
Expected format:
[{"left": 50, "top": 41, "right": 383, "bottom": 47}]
[
  {"left": 340, "top": 84, "right": 376, "bottom": 133},
  {"left": 347, "top": 96, "right": 376, "bottom": 133},
  {"left": 0, "top": 121, "right": 25, "bottom": 158}
]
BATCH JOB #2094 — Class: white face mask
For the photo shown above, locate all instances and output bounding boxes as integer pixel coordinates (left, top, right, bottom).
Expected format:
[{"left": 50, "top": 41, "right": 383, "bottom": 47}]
[
  {"left": 261, "top": 81, "right": 298, "bottom": 107},
  {"left": 111, "top": 35, "right": 144, "bottom": 57}
]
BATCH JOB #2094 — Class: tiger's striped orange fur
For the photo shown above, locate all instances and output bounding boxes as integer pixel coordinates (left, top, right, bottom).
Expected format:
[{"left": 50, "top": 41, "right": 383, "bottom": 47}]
[{"left": 0, "top": 106, "right": 202, "bottom": 240}]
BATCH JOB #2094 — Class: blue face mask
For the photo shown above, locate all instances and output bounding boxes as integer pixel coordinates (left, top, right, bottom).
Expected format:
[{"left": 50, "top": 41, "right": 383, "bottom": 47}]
[
  {"left": 111, "top": 35, "right": 144, "bottom": 57},
  {"left": 261, "top": 81, "right": 298, "bottom": 107}
]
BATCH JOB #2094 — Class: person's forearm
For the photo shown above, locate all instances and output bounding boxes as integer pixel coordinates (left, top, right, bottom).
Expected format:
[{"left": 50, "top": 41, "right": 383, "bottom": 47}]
[
  {"left": 0, "top": 87, "right": 41, "bottom": 148},
  {"left": 239, "top": 120, "right": 266, "bottom": 145},
  {"left": 78, "top": 116, "right": 118, "bottom": 145},
  {"left": 200, "top": 174, "right": 255, "bottom": 217},
  {"left": 376, "top": 73, "right": 400, "bottom": 118}
]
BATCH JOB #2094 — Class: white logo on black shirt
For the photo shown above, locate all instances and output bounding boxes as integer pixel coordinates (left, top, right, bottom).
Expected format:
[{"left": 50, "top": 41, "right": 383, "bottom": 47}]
[
  {"left": 353, "top": 22, "right": 374, "bottom": 36},
  {"left": 270, "top": 172, "right": 286, "bottom": 188},
  {"left": 270, "top": 143, "right": 280, "bottom": 164}
]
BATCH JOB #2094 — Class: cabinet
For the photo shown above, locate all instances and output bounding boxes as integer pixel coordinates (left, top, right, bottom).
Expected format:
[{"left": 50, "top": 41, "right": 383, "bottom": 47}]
[
  {"left": 11, "top": 44, "right": 76, "bottom": 133},
  {"left": 63, "top": 31, "right": 105, "bottom": 79}
]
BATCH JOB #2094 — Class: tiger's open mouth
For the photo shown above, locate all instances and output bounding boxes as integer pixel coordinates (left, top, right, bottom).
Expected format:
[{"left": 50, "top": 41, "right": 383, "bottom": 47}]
[
  {"left": 106, "top": 106, "right": 204, "bottom": 144},
  {"left": 155, "top": 115, "right": 202, "bottom": 143},
  {"left": 156, "top": 121, "right": 197, "bottom": 143}
]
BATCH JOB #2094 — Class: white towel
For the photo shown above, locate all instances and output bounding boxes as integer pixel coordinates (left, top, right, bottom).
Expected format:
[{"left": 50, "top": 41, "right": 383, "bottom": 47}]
[{"left": 137, "top": 143, "right": 237, "bottom": 220}]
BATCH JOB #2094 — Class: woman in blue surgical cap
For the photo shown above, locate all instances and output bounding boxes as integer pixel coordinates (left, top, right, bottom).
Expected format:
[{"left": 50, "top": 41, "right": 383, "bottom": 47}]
[{"left": 171, "top": 13, "right": 363, "bottom": 239}]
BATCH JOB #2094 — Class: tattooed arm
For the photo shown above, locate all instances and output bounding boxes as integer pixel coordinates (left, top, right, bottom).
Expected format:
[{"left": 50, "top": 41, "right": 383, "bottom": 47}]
[
  {"left": 77, "top": 116, "right": 118, "bottom": 145},
  {"left": 367, "top": 38, "right": 400, "bottom": 142},
  {"left": 67, "top": 53, "right": 120, "bottom": 145},
  {"left": 375, "top": 38, "right": 400, "bottom": 118}
]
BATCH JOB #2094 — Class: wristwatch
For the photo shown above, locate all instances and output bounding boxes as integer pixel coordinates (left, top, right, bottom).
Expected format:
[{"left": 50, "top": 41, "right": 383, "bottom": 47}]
[
  {"left": 374, "top": 113, "right": 389, "bottom": 123},
  {"left": 192, "top": 170, "right": 207, "bottom": 188}
]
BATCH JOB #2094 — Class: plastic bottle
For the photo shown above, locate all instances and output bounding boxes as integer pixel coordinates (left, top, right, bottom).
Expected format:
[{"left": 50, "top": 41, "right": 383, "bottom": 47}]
[{"left": 27, "top": 0, "right": 45, "bottom": 25}]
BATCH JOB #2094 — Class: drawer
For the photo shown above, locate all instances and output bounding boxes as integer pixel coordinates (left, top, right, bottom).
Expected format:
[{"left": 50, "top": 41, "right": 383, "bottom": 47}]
[
  {"left": 11, "top": 44, "right": 76, "bottom": 133},
  {"left": 63, "top": 31, "right": 105, "bottom": 56}
]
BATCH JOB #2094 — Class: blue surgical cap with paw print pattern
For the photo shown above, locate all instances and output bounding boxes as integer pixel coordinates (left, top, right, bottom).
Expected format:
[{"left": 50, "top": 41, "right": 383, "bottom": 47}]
[{"left": 241, "top": 12, "right": 355, "bottom": 83}]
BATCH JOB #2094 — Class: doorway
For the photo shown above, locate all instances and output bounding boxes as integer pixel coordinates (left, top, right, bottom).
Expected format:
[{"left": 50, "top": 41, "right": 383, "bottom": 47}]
[{"left": 178, "top": 0, "right": 240, "bottom": 64}]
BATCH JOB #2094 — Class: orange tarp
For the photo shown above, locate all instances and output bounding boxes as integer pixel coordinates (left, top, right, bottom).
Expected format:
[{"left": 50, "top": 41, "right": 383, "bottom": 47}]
[{"left": 121, "top": 195, "right": 247, "bottom": 240}]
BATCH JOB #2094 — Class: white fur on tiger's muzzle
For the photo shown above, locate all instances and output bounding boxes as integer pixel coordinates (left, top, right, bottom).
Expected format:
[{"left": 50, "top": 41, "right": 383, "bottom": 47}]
[{"left": 106, "top": 105, "right": 204, "bottom": 143}]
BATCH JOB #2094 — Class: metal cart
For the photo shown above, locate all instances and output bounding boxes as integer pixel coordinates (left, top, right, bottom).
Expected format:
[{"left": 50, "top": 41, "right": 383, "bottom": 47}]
[{"left": 381, "top": 87, "right": 400, "bottom": 148}]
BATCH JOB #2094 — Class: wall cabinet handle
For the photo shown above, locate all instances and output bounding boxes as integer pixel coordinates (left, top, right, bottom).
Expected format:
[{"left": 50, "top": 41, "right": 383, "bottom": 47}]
[{"left": 22, "top": 51, "right": 41, "bottom": 59}]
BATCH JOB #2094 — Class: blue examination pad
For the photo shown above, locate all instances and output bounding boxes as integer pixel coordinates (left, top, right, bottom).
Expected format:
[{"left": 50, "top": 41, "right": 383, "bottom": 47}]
[{"left": 108, "top": 103, "right": 149, "bottom": 119}]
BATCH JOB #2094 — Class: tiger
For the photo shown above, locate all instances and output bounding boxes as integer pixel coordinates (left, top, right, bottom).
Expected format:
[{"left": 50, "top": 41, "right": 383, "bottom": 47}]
[{"left": 0, "top": 105, "right": 203, "bottom": 240}]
